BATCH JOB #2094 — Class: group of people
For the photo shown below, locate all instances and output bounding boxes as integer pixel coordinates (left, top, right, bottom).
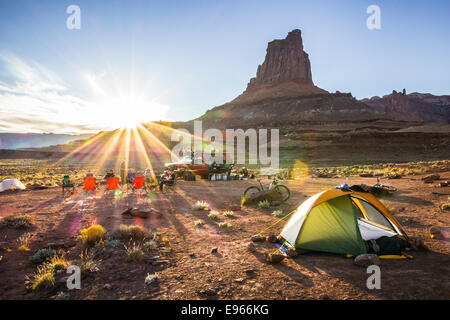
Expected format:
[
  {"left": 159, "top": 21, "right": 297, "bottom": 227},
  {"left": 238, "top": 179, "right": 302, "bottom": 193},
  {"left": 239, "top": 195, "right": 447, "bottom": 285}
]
[{"left": 100, "top": 161, "right": 176, "bottom": 192}]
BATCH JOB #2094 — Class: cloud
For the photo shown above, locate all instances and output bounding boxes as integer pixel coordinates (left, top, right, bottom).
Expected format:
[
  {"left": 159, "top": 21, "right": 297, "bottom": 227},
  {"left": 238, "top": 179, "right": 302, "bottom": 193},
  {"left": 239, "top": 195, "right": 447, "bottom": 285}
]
[
  {"left": 0, "top": 53, "right": 170, "bottom": 134},
  {"left": 0, "top": 52, "right": 100, "bottom": 134}
]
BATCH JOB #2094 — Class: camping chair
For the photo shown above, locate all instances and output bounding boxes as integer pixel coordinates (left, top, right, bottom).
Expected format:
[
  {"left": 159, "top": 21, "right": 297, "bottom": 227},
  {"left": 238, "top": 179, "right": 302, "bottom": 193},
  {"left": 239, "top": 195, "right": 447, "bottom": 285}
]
[
  {"left": 62, "top": 175, "right": 75, "bottom": 196},
  {"left": 133, "top": 176, "right": 146, "bottom": 195},
  {"left": 83, "top": 176, "right": 97, "bottom": 193},
  {"left": 105, "top": 177, "right": 120, "bottom": 194}
]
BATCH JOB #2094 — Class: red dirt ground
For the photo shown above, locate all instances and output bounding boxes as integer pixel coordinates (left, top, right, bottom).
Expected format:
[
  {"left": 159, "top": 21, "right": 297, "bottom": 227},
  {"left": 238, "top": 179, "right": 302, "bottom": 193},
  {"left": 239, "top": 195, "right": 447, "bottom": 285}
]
[{"left": 0, "top": 173, "right": 449, "bottom": 300}]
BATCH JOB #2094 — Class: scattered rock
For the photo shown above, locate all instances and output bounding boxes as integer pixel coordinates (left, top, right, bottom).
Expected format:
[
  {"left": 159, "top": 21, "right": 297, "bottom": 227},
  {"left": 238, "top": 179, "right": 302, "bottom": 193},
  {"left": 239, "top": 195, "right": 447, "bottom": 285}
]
[
  {"left": 438, "top": 181, "right": 449, "bottom": 187},
  {"left": 265, "top": 253, "right": 285, "bottom": 264},
  {"left": 196, "top": 288, "right": 217, "bottom": 297},
  {"left": 247, "top": 243, "right": 257, "bottom": 252},
  {"left": 189, "top": 253, "right": 196, "bottom": 258},
  {"left": 414, "top": 235, "right": 428, "bottom": 250},
  {"left": 244, "top": 269, "right": 256, "bottom": 277},
  {"left": 251, "top": 235, "right": 265, "bottom": 242},
  {"left": 285, "top": 248, "right": 298, "bottom": 258},
  {"left": 354, "top": 254, "right": 380, "bottom": 267},
  {"left": 234, "top": 278, "right": 245, "bottom": 284},
  {"left": 103, "top": 283, "right": 112, "bottom": 290},
  {"left": 319, "top": 293, "right": 330, "bottom": 300},
  {"left": 121, "top": 207, "right": 157, "bottom": 218},
  {"left": 267, "top": 233, "right": 277, "bottom": 243},
  {"left": 211, "top": 247, "right": 218, "bottom": 254},
  {"left": 271, "top": 201, "right": 281, "bottom": 206},
  {"left": 422, "top": 174, "right": 440, "bottom": 183},
  {"left": 429, "top": 227, "right": 442, "bottom": 239}
]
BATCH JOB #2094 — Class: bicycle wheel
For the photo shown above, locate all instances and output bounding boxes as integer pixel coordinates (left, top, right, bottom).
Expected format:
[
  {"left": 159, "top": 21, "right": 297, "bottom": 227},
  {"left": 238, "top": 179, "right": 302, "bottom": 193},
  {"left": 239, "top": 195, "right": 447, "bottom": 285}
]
[
  {"left": 275, "top": 185, "right": 290, "bottom": 202},
  {"left": 243, "top": 186, "right": 261, "bottom": 198}
]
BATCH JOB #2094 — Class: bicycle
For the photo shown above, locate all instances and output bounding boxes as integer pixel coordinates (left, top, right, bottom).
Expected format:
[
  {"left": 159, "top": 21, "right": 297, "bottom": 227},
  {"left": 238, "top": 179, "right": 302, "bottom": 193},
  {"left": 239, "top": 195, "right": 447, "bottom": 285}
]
[{"left": 243, "top": 177, "right": 290, "bottom": 202}]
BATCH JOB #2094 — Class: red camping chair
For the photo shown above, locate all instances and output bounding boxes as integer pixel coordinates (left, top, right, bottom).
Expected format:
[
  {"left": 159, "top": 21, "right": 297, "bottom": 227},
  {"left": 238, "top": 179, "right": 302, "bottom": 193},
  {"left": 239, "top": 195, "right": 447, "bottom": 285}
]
[
  {"left": 131, "top": 176, "right": 145, "bottom": 196},
  {"left": 107, "top": 177, "right": 120, "bottom": 190},
  {"left": 135, "top": 176, "right": 145, "bottom": 189},
  {"left": 84, "top": 177, "right": 96, "bottom": 192}
]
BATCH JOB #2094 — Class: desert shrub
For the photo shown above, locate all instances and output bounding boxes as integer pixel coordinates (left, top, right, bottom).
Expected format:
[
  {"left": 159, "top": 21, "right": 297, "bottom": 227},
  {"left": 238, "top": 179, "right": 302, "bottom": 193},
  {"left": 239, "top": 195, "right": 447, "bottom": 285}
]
[
  {"left": 272, "top": 210, "right": 284, "bottom": 218},
  {"left": 29, "top": 248, "right": 55, "bottom": 264},
  {"left": 48, "top": 253, "right": 69, "bottom": 271},
  {"left": 124, "top": 242, "right": 145, "bottom": 262},
  {"left": 105, "top": 239, "right": 122, "bottom": 248},
  {"left": 258, "top": 200, "right": 270, "bottom": 209},
  {"left": 218, "top": 222, "right": 232, "bottom": 228},
  {"left": 223, "top": 211, "right": 234, "bottom": 218},
  {"left": 17, "top": 232, "right": 32, "bottom": 251},
  {"left": 208, "top": 210, "right": 219, "bottom": 220},
  {"left": 25, "top": 263, "right": 55, "bottom": 291},
  {"left": 194, "top": 220, "right": 204, "bottom": 227},
  {"left": 79, "top": 225, "right": 106, "bottom": 246},
  {"left": 143, "top": 240, "right": 158, "bottom": 250},
  {"left": 1, "top": 214, "right": 34, "bottom": 229},
  {"left": 73, "top": 250, "right": 100, "bottom": 275},
  {"left": 112, "top": 224, "right": 149, "bottom": 243},
  {"left": 152, "top": 232, "right": 161, "bottom": 241},
  {"left": 192, "top": 201, "right": 209, "bottom": 211},
  {"left": 54, "top": 292, "right": 70, "bottom": 300},
  {"left": 145, "top": 273, "right": 158, "bottom": 285},
  {"left": 89, "top": 241, "right": 107, "bottom": 259}
]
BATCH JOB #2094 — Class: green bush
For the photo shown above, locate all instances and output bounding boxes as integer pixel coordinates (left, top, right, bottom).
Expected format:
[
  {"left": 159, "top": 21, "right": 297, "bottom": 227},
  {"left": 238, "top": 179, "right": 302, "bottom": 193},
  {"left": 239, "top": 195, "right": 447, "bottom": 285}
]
[
  {"left": 29, "top": 248, "right": 56, "bottom": 264},
  {"left": 258, "top": 200, "right": 270, "bottom": 209}
]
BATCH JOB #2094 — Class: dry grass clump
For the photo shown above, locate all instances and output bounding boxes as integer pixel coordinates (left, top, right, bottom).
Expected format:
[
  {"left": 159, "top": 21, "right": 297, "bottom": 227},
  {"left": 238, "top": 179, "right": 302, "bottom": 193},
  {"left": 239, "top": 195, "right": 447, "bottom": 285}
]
[
  {"left": 218, "top": 222, "right": 232, "bottom": 228},
  {"left": 25, "top": 263, "right": 55, "bottom": 291},
  {"left": 145, "top": 273, "right": 158, "bottom": 285},
  {"left": 223, "top": 211, "right": 234, "bottom": 218},
  {"left": 194, "top": 220, "right": 204, "bottom": 227},
  {"left": 1, "top": 214, "right": 34, "bottom": 229},
  {"left": 124, "top": 242, "right": 145, "bottom": 262},
  {"left": 79, "top": 225, "right": 106, "bottom": 246},
  {"left": 112, "top": 224, "right": 150, "bottom": 243},
  {"left": 193, "top": 201, "right": 209, "bottom": 210},
  {"left": 208, "top": 210, "right": 219, "bottom": 220},
  {"left": 258, "top": 200, "right": 270, "bottom": 209},
  {"left": 73, "top": 250, "right": 100, "bottom": 275},
  {"left": 48, "top": 252, "right": 69, "bottom": 271},
  {"left": 17, "top": 232, "right": 32, "bottom": 251},
  {"left": 143, "top": 240, "right": 158, "bottom": 250},
  {"left": 272, "top": 210, "right": 285, "bottom": 218}
]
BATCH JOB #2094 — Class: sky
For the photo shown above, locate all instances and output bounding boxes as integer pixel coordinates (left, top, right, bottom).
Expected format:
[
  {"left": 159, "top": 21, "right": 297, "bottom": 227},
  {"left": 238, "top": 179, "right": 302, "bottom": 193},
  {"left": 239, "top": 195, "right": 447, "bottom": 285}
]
[{"left": 0, "top": 0, "right": 449, "bottom": 134}]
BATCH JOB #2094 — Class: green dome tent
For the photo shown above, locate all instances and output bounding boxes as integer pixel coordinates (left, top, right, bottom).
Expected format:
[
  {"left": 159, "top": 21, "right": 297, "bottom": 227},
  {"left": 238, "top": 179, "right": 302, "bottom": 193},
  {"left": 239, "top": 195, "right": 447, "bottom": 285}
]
[{"left": 279, "top": 189, "right": 409, "bottom": 256}]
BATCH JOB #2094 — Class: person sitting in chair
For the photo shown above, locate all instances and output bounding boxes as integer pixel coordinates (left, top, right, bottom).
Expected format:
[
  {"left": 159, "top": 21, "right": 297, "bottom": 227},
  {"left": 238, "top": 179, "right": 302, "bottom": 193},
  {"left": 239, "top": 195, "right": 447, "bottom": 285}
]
[
  {"left": 159, "top": 170, "right": 175, "bottom": 192},
  {"left": 127, "top": 168, "right": 136, "bottom": 185},
  {"left": 104, "top": 169, "right": 115, "bottom": 180}
]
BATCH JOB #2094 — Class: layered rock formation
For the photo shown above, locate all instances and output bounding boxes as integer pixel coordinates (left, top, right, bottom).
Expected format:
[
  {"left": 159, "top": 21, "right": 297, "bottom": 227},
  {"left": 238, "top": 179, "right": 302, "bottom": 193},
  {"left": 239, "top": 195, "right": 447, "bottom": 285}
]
[
  {"left": 362, "top": 91, "right": 450, "bottom": 124},
  {"left": 248, "top": 29, "right": 313, "bottom": 88},
  {"left": 199, "top": 29, "right": 380, "bottom": 127}
]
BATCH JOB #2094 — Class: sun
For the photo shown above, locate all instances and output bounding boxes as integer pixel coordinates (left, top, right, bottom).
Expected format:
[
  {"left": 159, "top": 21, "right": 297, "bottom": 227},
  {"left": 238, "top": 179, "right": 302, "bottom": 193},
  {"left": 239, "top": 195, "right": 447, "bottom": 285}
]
[{"left": 83, "top": 72, "right": 169, "bottom": 131}]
